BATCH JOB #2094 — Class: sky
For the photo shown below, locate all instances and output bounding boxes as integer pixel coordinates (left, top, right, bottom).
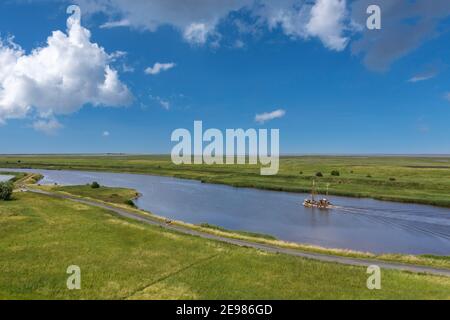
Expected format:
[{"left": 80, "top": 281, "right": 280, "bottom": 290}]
[{"left": 0, "top": 0, "right": 449, "bottom": 154}]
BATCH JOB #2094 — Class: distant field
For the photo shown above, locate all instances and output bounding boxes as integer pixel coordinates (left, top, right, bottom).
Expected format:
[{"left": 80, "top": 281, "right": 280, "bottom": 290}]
[
  {"left": 0, "top": 155, "right": 449, "bottom": 207},
  {"left": 1, "top": 191, "right": 450, "bottom": 299}
]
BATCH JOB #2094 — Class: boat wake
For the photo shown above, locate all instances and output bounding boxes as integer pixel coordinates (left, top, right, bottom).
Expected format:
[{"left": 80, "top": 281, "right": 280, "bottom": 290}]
[{"left": 332, "top": 205, "right": 450, "bottom": 242}]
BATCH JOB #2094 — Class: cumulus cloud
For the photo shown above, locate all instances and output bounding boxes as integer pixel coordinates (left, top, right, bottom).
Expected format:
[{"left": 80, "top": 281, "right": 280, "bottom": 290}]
[
  {"left": 34, "top": 0, "right": 450, "bottom": 70},
  {"left": 102, "top": 130, "right": 110, "bottom": 137},
  {"left": 306, "top": 0, "right": 349, "bottom": 51},
  {"left": 255, "top": 109, "right": 286, "bottom": 124},
  {"left": 70, "top": 0, "right": 351, "bottom": 50},
  {"left": 74, "top": 0, "right": 251, "bottom": 44},
  {"left": 183, "top": 23, "right": 211, "bottom": 44},
  {"left": 0, "top": 11, "right": 132, "bottom": 128},
  {"left": 145, "top": 62, "right": 176, "bottom": 75}
]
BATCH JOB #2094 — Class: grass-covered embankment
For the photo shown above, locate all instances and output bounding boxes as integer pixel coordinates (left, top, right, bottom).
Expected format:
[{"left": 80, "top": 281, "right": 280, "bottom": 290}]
[
  {"left": 53, "top": 185, "right": 139, "bottom": 207},
  {"left": 26, "top": 182, "right": 450, "bottom": 270},
  {"left": 0, "top": 155, "right": 449, "bottom": 207},
  {"left": 1, "top": 191, "right": 450, "bottom": 299}
]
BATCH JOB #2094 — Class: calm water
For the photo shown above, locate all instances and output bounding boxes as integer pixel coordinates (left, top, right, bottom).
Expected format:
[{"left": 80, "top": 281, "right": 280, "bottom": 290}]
[{"left": 4, "top": 168, "right": 450, "bottom": 255}]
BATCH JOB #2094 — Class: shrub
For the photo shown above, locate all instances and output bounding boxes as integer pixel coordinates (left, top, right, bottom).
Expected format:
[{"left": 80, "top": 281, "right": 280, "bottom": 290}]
[
  {"left": 331, "top": 170, "right": 340, "bottom": 176},
  {"left": 299, "top": 171, "right": 303, "bottom": 175},
  {"left": 124, "top": 199, "right": 136, "bottom": 207},
  {"left": 91, "top": 181, "right": 100, "bottom": 189},
  {"left": 0, "top": 182, "right": 13, "bottom": 201},
  {"left": 389, "top": 177, "right": 396, "bottom": 181},
  {"left": 367, "top": 174, "right": 372, "bottom": 178},
  {"left": 315, "top": 172, "right": 323, "bottom": 177}
]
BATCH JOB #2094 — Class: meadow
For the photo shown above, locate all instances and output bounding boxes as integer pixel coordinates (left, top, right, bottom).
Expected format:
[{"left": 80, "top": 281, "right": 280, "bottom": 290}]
[
  {"left": 1, "top": 191, "right": 450, "bottom": 299},
  {"left": 0, "top": 155, "right": 449, "bottom": 207}
]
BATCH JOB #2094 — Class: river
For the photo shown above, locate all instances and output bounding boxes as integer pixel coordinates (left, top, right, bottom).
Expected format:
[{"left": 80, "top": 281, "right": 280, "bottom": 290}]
[{"left": 3, "top": 168, "right": 450, "bottom": 255}]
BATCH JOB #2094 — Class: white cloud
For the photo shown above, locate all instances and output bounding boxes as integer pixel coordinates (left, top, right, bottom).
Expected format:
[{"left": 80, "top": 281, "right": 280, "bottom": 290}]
[
  {"left": 102, "top": 130, "right": 110, "bottom": 137},
  {"left": 408, "top": 70, "right": 438, "bottom": 83},
  {"left": 71, "top": 0, "right": 351, "bottom": 50},
  {"left": 408, "top": 75, "right": 435, "bottom": 83},
  {"left": 39, "top": 0, "right": 450, "bottom": 71},
  {"left": 32, "top": 118, "right": 63, "bottom": 135},
  {"left": 145, "top": 62, "right": 176, "bottom": 75},
  {"left": 158, "top": 99, "right": 170, "bottom": 110},
  {"left": 100, "top": 19, "right": 131, "bottom": 29},
  {"left": 110, "top": 50, "right": 127, "bottom": 59},
  {"left": 183, "top": 23, "right": 211, "bottom": 44},
  {"left": 77, "top": 0, "right": 247, "bottom": 45},
  {"left": 0, "top": 12, "right": 132, "bottom": 128},
  {"left": 306, "top": 0, "right": 349, "bottom": 51},
  {"left": 261, "top": 0, "right": 349, "bottom": 51},
  {"left": 255, "top": 109, "right": 286, "bottom": 124},
  {"left": 150, "top": 95, "right": 170, "bottom": 110},
  {"left": 122, "top": 64, "right": 135, "bottom": 73}
]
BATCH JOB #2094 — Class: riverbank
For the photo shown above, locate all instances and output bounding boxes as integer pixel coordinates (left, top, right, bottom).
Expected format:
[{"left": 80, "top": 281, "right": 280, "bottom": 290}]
[
  {"left": 2, "top": 190, "right": 450, "bottom": 299},
  {"left": 31, "top": 183, "right": 450, "bottom": 271},
  {"left": 0, "top": 155, "right": 449, "bottom": 207},
  {"left": 7, "top": 167, "right": 450, "bottom": 254}
]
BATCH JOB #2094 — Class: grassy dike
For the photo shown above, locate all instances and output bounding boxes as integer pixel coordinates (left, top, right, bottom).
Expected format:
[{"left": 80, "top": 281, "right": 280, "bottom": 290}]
[
  {"left": 37, "top": 184, "right": 450, "bottom": 270},
  {"left": 0, "top": 155, "right": 449, "bottom": 207},
  {"left": 1, "top": 190, "right": 450, "bottom": 299}
]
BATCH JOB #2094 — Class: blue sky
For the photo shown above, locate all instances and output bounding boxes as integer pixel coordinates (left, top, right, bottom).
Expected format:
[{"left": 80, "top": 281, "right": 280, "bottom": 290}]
[{"left": 0, "top": 0, "right": 449, "bottom": 154}]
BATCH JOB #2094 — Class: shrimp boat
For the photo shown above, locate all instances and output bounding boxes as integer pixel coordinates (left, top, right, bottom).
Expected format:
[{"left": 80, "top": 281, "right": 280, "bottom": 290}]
[{"left": 303, "top": 181, "right": 332, "bottom": 209}]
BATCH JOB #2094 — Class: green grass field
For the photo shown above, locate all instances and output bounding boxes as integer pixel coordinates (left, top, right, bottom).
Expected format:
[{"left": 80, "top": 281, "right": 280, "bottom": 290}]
[
  {"left": 1, "top": 191, "right": 450, "bottom": 299},
  {"left": 0, "top": 155, "right": 449, "bottom": 207}
]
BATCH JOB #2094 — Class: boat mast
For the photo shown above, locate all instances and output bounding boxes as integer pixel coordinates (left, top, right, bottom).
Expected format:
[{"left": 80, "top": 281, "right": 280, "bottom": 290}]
[{"left": 312, "top": 180, "right": 316, "bottom": 202}]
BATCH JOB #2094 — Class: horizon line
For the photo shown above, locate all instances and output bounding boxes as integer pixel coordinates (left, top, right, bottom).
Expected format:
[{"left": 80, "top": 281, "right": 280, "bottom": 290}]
[{"left": 0, "top": 153, "right": 449, "bottom": 157}]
